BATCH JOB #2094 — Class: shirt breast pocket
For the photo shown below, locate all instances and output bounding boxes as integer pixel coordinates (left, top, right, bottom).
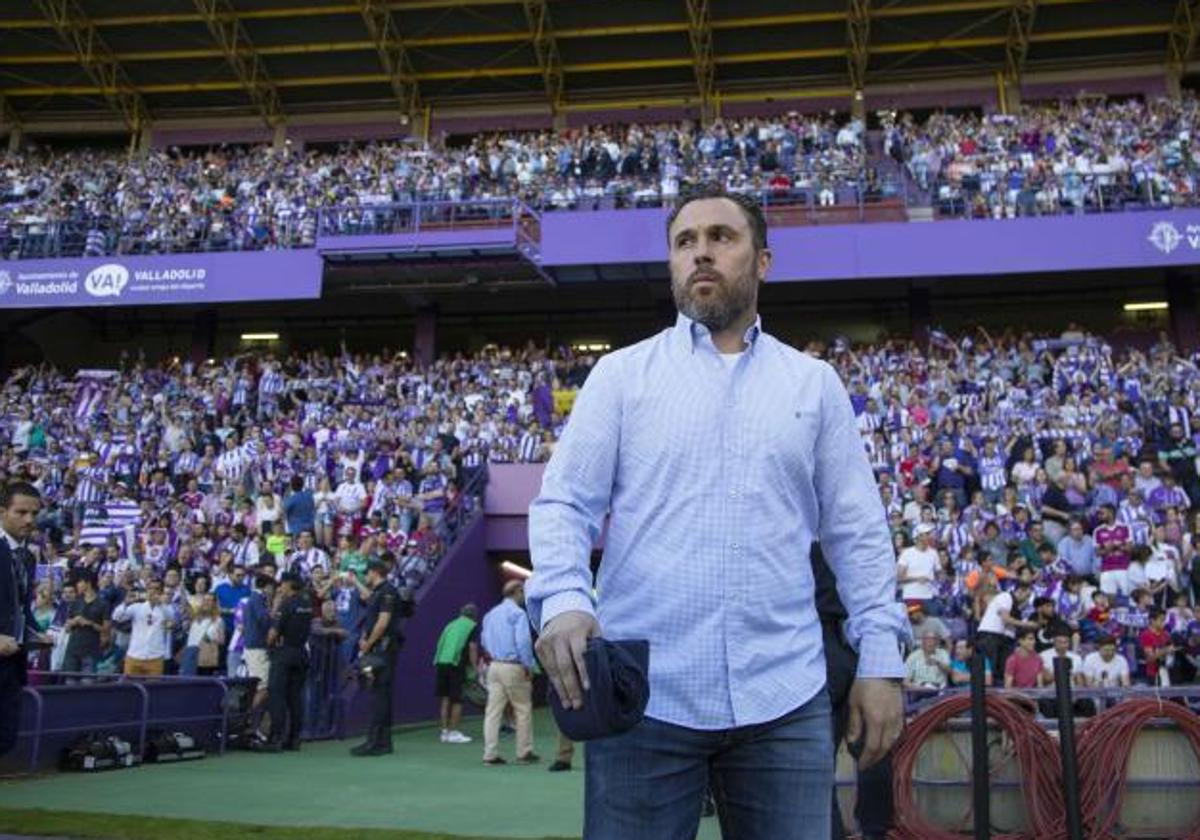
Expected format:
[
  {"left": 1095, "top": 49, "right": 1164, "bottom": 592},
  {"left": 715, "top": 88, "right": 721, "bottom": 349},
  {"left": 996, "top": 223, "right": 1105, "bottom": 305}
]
[
  {"left": 619, "top": 392, "right": 697, "bottom": 473},
  {"left": 765, "top": 405, "right": 818, "bottom": 482}
]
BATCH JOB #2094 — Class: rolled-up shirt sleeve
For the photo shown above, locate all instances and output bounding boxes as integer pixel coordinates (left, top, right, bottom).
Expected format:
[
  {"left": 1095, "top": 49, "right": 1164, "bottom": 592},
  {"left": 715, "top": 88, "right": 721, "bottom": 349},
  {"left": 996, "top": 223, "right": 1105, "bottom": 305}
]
[
  {"left": 514, "top": 609, "right": 536, "bottom": 669},
  {"left": 526, "top": 355, "right": 622, "bottom": 632},
  {"left": 813, "top": 362, "right": 911, "bottom": 678}
]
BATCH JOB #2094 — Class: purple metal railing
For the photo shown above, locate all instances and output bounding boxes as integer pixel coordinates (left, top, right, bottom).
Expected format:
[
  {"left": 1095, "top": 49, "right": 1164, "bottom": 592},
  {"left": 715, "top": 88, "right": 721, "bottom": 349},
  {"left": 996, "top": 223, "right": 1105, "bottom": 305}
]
[{"left": 12, "top": 672, "right": 242, "bottom": 774}]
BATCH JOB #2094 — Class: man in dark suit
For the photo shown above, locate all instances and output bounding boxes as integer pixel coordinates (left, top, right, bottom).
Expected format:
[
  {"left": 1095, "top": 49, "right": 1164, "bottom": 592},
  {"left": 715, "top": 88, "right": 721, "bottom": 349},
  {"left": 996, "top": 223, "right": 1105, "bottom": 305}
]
[
  {"left": 0, "top": 482, "right": 45, "bottom": 758},
  {"left": 812, "top": 543, "right": 897, "bottom": 840}
]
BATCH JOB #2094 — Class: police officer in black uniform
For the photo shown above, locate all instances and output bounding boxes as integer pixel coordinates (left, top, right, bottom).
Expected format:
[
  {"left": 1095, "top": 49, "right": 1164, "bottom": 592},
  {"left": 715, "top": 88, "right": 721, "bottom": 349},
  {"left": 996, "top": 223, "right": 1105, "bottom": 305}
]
[
  {"left": 264, "top": 572, "right": 312, "bottom": 752},
  {"left": 351, "top": 558, "right": 408, "bottom": 757}
]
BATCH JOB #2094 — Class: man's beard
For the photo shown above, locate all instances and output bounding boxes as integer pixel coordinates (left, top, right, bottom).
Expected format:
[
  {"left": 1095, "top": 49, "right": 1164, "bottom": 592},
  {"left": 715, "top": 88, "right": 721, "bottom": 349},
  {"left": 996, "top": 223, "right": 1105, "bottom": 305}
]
[{"left": 672, "top": 269, "right": 757, "bottom": 333}]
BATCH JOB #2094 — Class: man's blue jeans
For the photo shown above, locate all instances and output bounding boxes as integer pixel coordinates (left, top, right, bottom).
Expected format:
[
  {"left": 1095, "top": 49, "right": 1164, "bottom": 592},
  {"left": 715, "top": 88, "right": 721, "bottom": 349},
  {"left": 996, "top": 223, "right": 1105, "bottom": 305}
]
[{"left": 584, "top": 689, "right": 834, "bottom": 840}]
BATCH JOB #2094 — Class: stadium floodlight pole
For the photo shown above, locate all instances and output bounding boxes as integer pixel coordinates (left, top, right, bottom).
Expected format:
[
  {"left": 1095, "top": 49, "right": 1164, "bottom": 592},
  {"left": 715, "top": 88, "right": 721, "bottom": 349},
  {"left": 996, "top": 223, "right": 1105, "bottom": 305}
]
[
  {"left": 522, "top": 0, "right": 567, "bottom": 120},
  {"left": 192, "top": 0, "right": 288, "bottom": 129},
  {"left": 0, "top": 94, "right": 20, "bottom": 151},
  {"left": 969, "top": 651, "right": 990, "bottom": 840},
  {"left": 1054, "top": 657, "right": 1085, "bottom": 840},
  {"left": 846, "top": 0, "right": 871, "bottom": 118},
  {"left": 1001, "top": 0, "right": 1037, "bottom": 113},
  {"left": 1167, "top": 0, "right": 1200, "bottom": 95},
  {"left": 357, "top": 0, "right": 422, "bottom": 128},
  {"left": 32, "top": 0, "right": 152, "bottom": 135},
  {"left": 683, "top": 0, "right": 717, "bottom": 125}
]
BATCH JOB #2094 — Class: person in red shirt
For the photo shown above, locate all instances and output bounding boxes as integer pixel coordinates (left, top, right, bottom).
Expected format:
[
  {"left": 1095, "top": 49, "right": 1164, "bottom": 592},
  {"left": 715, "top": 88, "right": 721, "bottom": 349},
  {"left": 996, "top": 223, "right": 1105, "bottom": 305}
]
[
  {"left": 1090, "top": 443, "right": 1132, "bottom": 492},
  {"left": 1004, "top": 629, "right": 1044, "bottom": 689},
  {"left": 1138, "top": 608, "right": 1176, "bottom": 685}
]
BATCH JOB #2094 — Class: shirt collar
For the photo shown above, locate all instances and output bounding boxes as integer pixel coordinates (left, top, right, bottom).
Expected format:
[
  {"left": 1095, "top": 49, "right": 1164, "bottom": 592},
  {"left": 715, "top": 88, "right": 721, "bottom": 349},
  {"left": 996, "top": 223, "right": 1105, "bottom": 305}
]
[
  {"left": 672, "top": 312, "right": 763, "bottom": 356},
  {"left": 1, "top": 528, "right": 21, "bottom": 552}
]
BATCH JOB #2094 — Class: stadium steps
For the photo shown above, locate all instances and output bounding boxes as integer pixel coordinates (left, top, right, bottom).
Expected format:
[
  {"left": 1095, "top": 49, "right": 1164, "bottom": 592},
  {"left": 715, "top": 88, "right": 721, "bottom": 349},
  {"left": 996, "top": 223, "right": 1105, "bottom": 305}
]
[{"left": 867, "top": 129, "right": 934, "bottom": 217}]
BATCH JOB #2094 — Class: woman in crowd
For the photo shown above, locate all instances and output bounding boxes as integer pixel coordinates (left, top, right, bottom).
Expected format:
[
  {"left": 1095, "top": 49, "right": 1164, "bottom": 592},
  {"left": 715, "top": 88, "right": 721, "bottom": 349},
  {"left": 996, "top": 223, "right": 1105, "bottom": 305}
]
[{"left": 180, "top": 593, "right": 225, "bottom": 676}]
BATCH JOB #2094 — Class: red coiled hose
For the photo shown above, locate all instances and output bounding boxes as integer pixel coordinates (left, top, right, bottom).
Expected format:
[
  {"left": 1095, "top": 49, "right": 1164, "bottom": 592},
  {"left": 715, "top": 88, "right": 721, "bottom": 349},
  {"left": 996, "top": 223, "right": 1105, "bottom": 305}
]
[
  {"left": 890, "top": 693, "right": 1065, "bottom": 840},
  {"left": 1072, "top": 697, "right": 1200, "bottom": 840}
]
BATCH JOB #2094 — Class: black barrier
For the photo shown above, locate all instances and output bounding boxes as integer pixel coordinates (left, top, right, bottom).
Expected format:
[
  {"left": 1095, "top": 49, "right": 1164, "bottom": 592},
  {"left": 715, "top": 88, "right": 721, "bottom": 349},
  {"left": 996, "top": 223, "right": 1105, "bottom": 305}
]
[
  {"left": 1054, "top": 657, "right": 1085, "bottom": 840},
  {"left": 969, "top": 652, "right": 990, "bottom": 840},
  {"left": 303, "top": 635, "right": 349, "bottom": 740}
]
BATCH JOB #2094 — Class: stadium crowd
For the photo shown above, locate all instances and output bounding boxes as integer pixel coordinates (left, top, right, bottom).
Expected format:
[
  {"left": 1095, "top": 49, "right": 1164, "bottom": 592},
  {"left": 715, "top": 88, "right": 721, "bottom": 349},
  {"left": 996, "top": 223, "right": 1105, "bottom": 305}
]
[
  {"left": 821, "top": 324, "right": 1200, "bottom": 695},
  {"left": 0, "top": 114, "right": 866, "bottom": 260},
  {"left": 884, "top": 94, "right": 1200, "bottom": 218},
  {"left": 6, "top": 321, "right": 1200, "bottom": 713},
  {"left": 1, "top": 342, "right": 591, "bottom": 705},
  {"left": 6, "top": 94, "right": 1200, "bottom": 260}
]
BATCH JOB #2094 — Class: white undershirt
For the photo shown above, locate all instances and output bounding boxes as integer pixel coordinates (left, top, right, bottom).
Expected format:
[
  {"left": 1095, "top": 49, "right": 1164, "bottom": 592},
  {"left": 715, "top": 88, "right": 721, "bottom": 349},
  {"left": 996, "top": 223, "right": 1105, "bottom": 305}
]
[{"left": 720, "top": 352, "right": 744, "bottom": 368}]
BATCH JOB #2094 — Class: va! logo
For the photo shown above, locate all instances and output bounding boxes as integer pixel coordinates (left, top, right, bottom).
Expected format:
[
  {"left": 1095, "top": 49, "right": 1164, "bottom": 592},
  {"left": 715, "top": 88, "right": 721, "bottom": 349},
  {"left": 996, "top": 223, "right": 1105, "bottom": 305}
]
[
  {"left": 0, "top": 271, "right": 11, "bottom": 295},
  {"left": 84, "top": 263, "right": 129, "bottom": 297},
  {"left": 1148, "top": 221, "right": 1183, "bottom": 255}
]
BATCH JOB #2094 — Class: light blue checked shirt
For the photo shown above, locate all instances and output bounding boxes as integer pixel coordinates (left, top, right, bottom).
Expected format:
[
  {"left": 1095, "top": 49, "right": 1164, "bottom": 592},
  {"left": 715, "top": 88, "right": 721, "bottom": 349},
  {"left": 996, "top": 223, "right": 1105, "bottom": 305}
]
[
  {"left": 527, "top": 313, "right": 909, "bottom": 730},
  {"left": 481, "top": 597, "right": 536, "bottom": 669}
]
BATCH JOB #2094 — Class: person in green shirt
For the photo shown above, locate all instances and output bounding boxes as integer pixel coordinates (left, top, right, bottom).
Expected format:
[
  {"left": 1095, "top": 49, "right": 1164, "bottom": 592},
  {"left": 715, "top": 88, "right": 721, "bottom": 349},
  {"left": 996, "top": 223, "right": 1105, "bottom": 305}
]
[
  {"left": 28, "top": 422, "right": 46, "bottom": 452},
  {"left": 337, "top": 533, "right": 368, "bottom": 582},
  {"left": 1018, "top": 521, "right": 1050, "bottom": 570},
  {"left": 265, "top": 520, "right": 291, "bottom": 561},
  {"left": 432, "top": 604, "right": 480, "bottom": 744}
]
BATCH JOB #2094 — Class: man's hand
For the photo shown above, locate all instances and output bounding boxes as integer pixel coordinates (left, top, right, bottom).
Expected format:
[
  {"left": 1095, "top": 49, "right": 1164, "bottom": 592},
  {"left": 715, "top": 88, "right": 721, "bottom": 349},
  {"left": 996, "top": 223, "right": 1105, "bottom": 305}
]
[
  {"left": 0, "top": 635, "right": 19, "bottom": 657},
  {"left": 845, "top": 678, "right": 904, "bottom": 770},
  {"left": 358, "top": 638, "right": 370, "bottom": 654},
  {"left": 535, "top": 610, "right": 601, "bottom": 711}
]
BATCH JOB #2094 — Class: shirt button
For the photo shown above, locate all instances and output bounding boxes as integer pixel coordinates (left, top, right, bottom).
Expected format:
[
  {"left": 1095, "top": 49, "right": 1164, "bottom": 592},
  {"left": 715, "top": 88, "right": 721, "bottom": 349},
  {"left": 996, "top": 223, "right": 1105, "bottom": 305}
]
[{"left": 731, "top": 543, "right": 740, "bottom": 551}]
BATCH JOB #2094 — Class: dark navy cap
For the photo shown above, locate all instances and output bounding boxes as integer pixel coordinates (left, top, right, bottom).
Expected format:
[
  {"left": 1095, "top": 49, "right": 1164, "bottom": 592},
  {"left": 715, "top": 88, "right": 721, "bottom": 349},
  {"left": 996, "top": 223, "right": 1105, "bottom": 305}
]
[{"left": 550, "top": 638, "right": 650, "bottom": 742}]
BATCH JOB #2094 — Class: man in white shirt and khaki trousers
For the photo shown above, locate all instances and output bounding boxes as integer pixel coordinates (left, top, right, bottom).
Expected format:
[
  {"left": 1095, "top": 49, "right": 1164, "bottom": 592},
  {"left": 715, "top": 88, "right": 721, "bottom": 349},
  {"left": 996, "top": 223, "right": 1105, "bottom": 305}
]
[{"left": 111, "top": 580, "right": 174, "bottom": 677}]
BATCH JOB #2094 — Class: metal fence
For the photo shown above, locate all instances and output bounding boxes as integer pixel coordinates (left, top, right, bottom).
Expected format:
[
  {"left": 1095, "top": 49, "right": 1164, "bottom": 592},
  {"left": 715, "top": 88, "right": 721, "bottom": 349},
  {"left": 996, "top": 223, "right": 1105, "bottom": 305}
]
[
  {"left": 9, "top": 172, "right": 1200, "bottom": 260},
  {"left": 13, "top": 671, "right": 248, "bottom": 773},
  {"left": 930, "top": 170, "right": 1200, "bottom": 220}
]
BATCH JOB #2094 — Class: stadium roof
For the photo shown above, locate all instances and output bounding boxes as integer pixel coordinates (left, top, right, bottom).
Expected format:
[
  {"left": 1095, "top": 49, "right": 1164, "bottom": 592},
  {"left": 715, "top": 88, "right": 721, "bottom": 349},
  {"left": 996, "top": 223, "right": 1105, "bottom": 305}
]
[{"left": 0, "top": 0, "right": 1195, "bottom": 132}]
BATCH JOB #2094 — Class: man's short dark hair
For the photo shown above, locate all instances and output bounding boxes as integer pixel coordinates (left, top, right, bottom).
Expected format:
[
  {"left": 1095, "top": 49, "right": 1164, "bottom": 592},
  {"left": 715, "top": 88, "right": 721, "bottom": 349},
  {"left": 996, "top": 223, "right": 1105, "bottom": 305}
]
[
  {"left": 71, "top": 569, "right": 97, "bottom": 589},
  {"left": 1050, "top": 621, "right": 1072, "bottom": 639},
  {"left": 0, "top": 481, "right": 41, "bottom": 509},
  {"left": 665, "top": 182, "right": 768, "bottom": 253},
  {"left": 1096, "top": 634, "right": 1117, "bottom": 648},
  {"left": 366, "top": 559, "right": 389, "bottom": 577}
]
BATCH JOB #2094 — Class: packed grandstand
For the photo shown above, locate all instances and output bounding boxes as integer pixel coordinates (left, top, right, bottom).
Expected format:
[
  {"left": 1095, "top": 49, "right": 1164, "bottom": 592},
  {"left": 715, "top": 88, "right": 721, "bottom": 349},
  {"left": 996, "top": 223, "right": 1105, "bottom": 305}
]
[
  {"left": 2, "top": 323, "right": 1198, "bottom": 692},
  {"left": 5, "top": 94, "right": 1200, "bottom": 260},
  {"left": 7, "top": 3, "right": 1200, "bottom": 840}
]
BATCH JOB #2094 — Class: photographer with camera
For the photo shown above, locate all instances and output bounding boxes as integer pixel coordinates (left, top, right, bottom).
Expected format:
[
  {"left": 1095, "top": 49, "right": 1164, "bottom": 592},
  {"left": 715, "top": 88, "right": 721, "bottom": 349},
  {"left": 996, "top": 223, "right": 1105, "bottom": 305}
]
[
  {"left": 349, "top": 558, "right": 405, "bottom": 757},
  {"left": 110, "top": 579, "right": 175, "bottom": 677},
  {"left": 262, "top": 573, "right": 312, "bottom": 752}
]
